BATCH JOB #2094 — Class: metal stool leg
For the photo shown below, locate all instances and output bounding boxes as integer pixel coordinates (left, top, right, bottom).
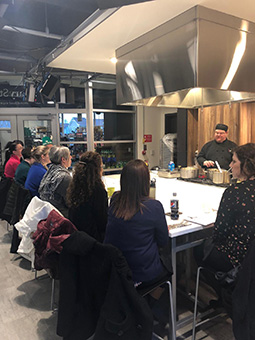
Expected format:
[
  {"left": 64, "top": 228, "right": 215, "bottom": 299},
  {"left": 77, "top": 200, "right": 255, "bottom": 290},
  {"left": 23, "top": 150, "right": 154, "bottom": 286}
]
[
  {"left": 51, "top": 278, "right": 55, "bottom": 310},
  {"left": 192, "top": 266, "right": 203, "bottom": 340},
  {"left": 166, "top": 281, "right": 176, "bottom": 340}
]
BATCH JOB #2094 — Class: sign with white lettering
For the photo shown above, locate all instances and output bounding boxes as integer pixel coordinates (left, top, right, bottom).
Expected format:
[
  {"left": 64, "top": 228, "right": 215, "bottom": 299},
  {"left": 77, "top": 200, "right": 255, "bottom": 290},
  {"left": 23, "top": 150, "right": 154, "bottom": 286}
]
[
  {"left": 144, "top": 134, "right": 152, "bottom": 142},
  {"left": 0, "top": 85, "right": 25, "bottom": 100}
]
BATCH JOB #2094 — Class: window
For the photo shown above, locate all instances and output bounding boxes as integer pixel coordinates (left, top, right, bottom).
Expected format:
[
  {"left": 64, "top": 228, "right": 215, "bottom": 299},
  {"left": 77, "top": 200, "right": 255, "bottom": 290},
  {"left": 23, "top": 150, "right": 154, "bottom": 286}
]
[
  {"left": 95, "top": 142, "right": 134, "bottom": 169},
  {"left": 94, "top": 111, "right": 134, "bottom": 141},
  {"left": 23, "top": 120, "right": 52, "bottom": 147},
  {"left": 59, "top": 109, "right": 135, "bottom": 170},
  {"left": 0, "top": 120, "right": 11, "bottom": 129},
  {"left": 59, "top": 113, "right": 87, "bottom": 142}
]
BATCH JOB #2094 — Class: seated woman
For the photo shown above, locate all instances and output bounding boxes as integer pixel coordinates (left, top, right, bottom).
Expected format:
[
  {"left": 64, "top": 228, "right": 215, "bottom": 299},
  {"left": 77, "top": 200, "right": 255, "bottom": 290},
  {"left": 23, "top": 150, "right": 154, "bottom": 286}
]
[
  {"left": 195, "top": 143, "right": 255, "bottom": 302},
  {"left": 104, "top": 159, "right": 170, "bottom": 287},
  {"left": 15, "top": 147, "right": 34, "bottom": 186},
  {"left": 67, "top": 151, "right": 108, "bottom": 242},
  {"left": 25, "top": 146, "right": 50, "bottom": 197},
  {"left": 4, "top": 140, "right": 24, "bottom": 179},
  {"left": 39, "top": 146, "right": 72, "bottom": 217}
]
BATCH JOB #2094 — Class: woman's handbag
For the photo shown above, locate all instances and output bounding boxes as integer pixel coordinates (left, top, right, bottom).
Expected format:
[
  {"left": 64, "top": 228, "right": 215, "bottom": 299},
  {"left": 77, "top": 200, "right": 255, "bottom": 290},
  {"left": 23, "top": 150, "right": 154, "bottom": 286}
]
[{"left": 215, "top": 264, "right": 241, "bottom": 288}]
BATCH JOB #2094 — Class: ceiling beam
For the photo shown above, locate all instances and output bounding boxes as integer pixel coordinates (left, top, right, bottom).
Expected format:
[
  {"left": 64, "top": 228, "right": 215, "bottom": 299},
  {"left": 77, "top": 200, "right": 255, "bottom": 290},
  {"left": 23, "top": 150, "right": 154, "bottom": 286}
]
[
  {"left": 2, "top": 25, "right": 63, "bottom": 40},
  {"left": 0, "top": 52, "right": 36, "bottom": 63},
  {"left": 30, "top": 0, "right": 97, "bottom": 13}
]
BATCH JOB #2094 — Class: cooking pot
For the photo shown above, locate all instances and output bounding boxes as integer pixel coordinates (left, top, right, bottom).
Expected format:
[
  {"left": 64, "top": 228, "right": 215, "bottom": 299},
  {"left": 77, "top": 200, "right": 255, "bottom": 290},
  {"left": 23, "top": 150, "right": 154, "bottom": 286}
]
[
  {"left": 223, "top": 169, "right": 231, "bottom": 183},
  {"left": 207, "top": 168, "right": 218, "bottom": 180},
  {"left": 212, "top": 169, "right": 230, "bottom": 184},
  {"left": 212, "top": 171, "right": 224, "bottom": 184},
  {"left": 180, "top": 166, "right": 199, "bottom": 179}
]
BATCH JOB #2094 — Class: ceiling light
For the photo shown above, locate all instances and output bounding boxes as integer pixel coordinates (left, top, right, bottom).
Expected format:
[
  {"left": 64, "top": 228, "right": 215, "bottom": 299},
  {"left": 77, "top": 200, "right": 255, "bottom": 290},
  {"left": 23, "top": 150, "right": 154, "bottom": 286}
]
[{"left": 110, "top": 57, "right": 118, "bottom": 64}]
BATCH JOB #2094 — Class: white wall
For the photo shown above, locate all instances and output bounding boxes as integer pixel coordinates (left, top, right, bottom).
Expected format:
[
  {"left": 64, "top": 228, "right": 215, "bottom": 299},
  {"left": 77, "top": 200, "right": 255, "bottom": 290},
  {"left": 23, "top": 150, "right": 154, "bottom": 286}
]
[{"left": 136, "top": 106, "right": 177, "bottom": 168}]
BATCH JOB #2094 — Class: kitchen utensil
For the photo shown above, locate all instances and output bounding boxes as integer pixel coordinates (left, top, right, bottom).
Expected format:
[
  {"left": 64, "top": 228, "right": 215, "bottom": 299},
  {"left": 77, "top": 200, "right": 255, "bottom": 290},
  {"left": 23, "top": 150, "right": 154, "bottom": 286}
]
[
  {"left": 180, "top": 167, "right": 199, "bottom": 179},
  {"left": 215, "top": 161, "right": 222, "bottom": 173},
  {"left": 158, "top": 169, "right": 180, "bottom": 178},
  {"left": 212, "top": 171, "right": 224, "bottom": 184},
  {"left": 222, "top": 169, "right": 230, "bottom": 183},
  {"left": 210, "top": 169, "right": 230, "bottom": 184},
  {"left": 207, "top": 168, "right": 218, "bottom": 180}
]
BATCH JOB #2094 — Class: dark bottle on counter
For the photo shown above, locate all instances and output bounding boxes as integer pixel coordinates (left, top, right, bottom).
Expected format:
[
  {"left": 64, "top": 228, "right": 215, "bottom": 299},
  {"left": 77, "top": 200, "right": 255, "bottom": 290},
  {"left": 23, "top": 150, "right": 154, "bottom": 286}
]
[{"left": 170, "top": 192, "right": 179, "bottom": 220}]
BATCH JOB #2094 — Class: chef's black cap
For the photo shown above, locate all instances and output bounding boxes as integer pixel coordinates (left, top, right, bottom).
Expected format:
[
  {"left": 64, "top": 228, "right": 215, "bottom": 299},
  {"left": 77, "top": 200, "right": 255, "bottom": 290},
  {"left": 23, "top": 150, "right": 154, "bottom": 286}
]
[{"left": 215, "top": 123, "right": 228, "bottom": 131}]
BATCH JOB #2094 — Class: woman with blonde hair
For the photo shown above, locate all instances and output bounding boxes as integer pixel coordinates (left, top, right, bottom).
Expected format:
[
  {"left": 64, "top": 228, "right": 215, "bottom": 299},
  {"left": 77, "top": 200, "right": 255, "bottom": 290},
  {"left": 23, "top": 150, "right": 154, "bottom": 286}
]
[
  {"left": 25, "top": 145, "right": 50, "bottom": 197},
  {"left": 67, "top": 151, "right": 108, "bottom": 242}
]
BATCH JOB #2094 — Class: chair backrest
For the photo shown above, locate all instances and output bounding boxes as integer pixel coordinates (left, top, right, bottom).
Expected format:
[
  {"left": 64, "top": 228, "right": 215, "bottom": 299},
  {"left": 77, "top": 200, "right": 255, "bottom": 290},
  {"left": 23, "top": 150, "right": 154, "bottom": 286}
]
[
  {"left": 3, "top": 181, "right": 31, "bottom": 224},
  {"left": 0, "top": 178, "right": 12, "bottom": 219}
]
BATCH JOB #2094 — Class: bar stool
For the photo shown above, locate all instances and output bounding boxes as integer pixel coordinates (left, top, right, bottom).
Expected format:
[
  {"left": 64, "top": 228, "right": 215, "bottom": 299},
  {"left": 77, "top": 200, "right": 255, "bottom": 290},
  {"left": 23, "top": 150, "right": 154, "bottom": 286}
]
[
  {"left": 192, "top": 266, "right": 230, "bottom": 340},
  {"left": 34, "top": 268, "right": 58, "bottom": 311},
  {"left": 192, "top": 266, "right": 204, "bottom": 340},
  {"left": 137, "top": 274, "right": 176, "bottom": 340}
]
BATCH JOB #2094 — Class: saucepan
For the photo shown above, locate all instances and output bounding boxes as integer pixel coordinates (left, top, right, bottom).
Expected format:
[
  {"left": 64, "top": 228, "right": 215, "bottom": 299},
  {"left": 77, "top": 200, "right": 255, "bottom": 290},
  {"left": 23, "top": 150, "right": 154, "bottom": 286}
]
[
  {"left": 180, "top": 166, "right": 199, "bottom": 179},
  {"left": 207, "top": 168, "right": 218, "bottom": 180},
  {"left": 212, "top": 169, "right": 231, "bottom": 184}
]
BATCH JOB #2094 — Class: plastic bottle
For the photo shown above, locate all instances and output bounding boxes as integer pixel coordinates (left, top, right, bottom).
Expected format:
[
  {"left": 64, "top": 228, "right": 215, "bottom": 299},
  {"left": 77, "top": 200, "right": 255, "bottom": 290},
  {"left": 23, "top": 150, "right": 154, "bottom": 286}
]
[
  {"left": 168, "top": 161, "right": 175, "bottom": 171},
  {"left": 170, "top": 192, "right": 179, "bottom": 220}
]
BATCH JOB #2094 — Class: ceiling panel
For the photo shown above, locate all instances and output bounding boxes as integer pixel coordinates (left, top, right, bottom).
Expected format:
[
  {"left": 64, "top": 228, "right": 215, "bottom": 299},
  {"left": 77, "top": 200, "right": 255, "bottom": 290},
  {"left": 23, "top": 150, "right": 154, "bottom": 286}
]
[{"left": 48, "top": 0, "right": 255, "bottom": 75}]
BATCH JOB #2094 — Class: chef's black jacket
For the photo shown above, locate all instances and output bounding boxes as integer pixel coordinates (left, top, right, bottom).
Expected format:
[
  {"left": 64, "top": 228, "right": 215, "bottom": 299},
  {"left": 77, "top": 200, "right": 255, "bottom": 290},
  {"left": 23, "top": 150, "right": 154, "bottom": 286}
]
[{"left": 197, "top": 139, "right": 237, "bottom": 170}]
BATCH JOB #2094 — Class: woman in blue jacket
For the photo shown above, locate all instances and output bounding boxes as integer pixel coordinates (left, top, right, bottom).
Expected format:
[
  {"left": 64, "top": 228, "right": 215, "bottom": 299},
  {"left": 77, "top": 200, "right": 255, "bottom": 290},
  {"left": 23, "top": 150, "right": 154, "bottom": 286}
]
[
  {"left": 104, "top": 159, "right": 169, "bottom": 286},
  {"left": 25, "top": 145, "right": 50, "bottom": 197}
]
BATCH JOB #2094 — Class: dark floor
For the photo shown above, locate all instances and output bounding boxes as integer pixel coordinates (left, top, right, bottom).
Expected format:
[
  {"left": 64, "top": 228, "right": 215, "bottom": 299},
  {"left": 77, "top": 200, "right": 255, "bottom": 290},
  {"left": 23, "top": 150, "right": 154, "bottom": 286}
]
[{"left": 0, "top": 220, "right": 235, "bottom": 340}]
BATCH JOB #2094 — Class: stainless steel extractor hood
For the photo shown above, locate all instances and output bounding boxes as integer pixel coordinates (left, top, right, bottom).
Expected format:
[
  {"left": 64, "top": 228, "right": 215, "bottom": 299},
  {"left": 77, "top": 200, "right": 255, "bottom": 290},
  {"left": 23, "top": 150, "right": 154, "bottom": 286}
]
[{"left": 116, "top": 6, "right": 255, "bottom": 108}]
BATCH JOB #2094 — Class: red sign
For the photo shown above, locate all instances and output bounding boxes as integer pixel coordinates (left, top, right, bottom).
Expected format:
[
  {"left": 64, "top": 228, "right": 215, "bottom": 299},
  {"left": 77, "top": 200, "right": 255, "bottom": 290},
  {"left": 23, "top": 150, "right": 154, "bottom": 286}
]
[{"left": 144, "top": 134, "right": 152, "bottom": 142}]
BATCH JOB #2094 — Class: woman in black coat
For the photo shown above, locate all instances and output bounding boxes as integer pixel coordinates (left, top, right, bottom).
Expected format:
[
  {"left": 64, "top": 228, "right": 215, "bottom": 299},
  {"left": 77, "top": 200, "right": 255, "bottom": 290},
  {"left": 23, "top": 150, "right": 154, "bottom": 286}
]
[{"left": 67, "top": 151, "right": 108, "bottom": 242}]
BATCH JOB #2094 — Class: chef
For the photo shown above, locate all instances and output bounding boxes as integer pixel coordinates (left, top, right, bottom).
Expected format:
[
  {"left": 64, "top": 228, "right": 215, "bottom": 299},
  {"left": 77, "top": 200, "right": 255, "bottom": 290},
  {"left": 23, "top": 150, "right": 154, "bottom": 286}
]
[{"left": 197, "top": 123, "right": 237, "bottom": 170}]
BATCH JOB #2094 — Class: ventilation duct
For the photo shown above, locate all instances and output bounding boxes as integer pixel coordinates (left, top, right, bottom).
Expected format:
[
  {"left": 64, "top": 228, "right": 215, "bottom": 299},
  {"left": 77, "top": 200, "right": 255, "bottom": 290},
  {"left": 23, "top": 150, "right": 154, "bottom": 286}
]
[{"left": 116, "top": 6, "right": 255, "bottom": 108}]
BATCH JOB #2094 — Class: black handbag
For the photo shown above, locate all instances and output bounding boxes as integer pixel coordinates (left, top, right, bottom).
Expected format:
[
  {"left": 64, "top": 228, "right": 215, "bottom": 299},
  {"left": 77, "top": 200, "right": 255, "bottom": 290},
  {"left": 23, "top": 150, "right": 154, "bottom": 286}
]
[{"left": 215, "top": 264, "right": 241, "bottom": 288}]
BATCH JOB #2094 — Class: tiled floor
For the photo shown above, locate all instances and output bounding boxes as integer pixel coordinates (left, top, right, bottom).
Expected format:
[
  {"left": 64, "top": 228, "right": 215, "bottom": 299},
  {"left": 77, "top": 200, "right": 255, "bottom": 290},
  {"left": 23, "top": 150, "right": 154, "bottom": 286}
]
[
  {"left": 0, "top": 220, "right": 235, "bottom": 340},
  {"left": 0, "top": 221, "right": 60, "bottom": 340}
]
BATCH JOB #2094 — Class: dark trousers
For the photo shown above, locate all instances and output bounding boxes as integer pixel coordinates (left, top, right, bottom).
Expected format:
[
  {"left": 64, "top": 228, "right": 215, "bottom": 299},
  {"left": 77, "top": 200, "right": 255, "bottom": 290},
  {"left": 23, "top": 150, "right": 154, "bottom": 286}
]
[{"left": 194, "top": 241, "right": 233, "bottom": 298}]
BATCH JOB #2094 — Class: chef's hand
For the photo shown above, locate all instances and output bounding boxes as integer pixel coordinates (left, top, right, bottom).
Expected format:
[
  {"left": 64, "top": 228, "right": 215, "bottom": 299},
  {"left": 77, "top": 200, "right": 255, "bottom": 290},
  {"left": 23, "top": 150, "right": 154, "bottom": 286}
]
[{"left": 203, "top": 160, "right": 215, "bottom": 167}]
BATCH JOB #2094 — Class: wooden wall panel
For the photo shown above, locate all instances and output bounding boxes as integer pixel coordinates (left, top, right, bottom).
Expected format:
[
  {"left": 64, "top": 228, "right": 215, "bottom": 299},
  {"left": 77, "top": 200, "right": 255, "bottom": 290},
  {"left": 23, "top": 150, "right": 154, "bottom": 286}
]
[
  {"left": 239, "top": 103, "right": 251, "bottom": 144},
  {"left": 197, "top": 103, "right": 240, "bottom": 152},
  {"left": 239, "top": 102, "right": 255, "bottom": 144},
  {"left": 186, "top": 101, "right": 255, "bottom": 166},
  {"left": 250, "top": 103, "right": 255, "bottom": 141}
]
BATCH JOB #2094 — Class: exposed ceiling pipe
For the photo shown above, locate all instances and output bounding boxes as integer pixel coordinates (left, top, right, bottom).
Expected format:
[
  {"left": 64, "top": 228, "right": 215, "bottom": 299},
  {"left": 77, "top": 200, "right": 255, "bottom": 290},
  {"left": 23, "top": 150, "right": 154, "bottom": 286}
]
[
  {"left": 2, "top": 25, "right": 63, "bottom": 40},
  {"left": 0, "top": 52, "right": 36, "bottom": 63},
  {"left": 92, "top": 79, "right": 116, "bottom": 85}
]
